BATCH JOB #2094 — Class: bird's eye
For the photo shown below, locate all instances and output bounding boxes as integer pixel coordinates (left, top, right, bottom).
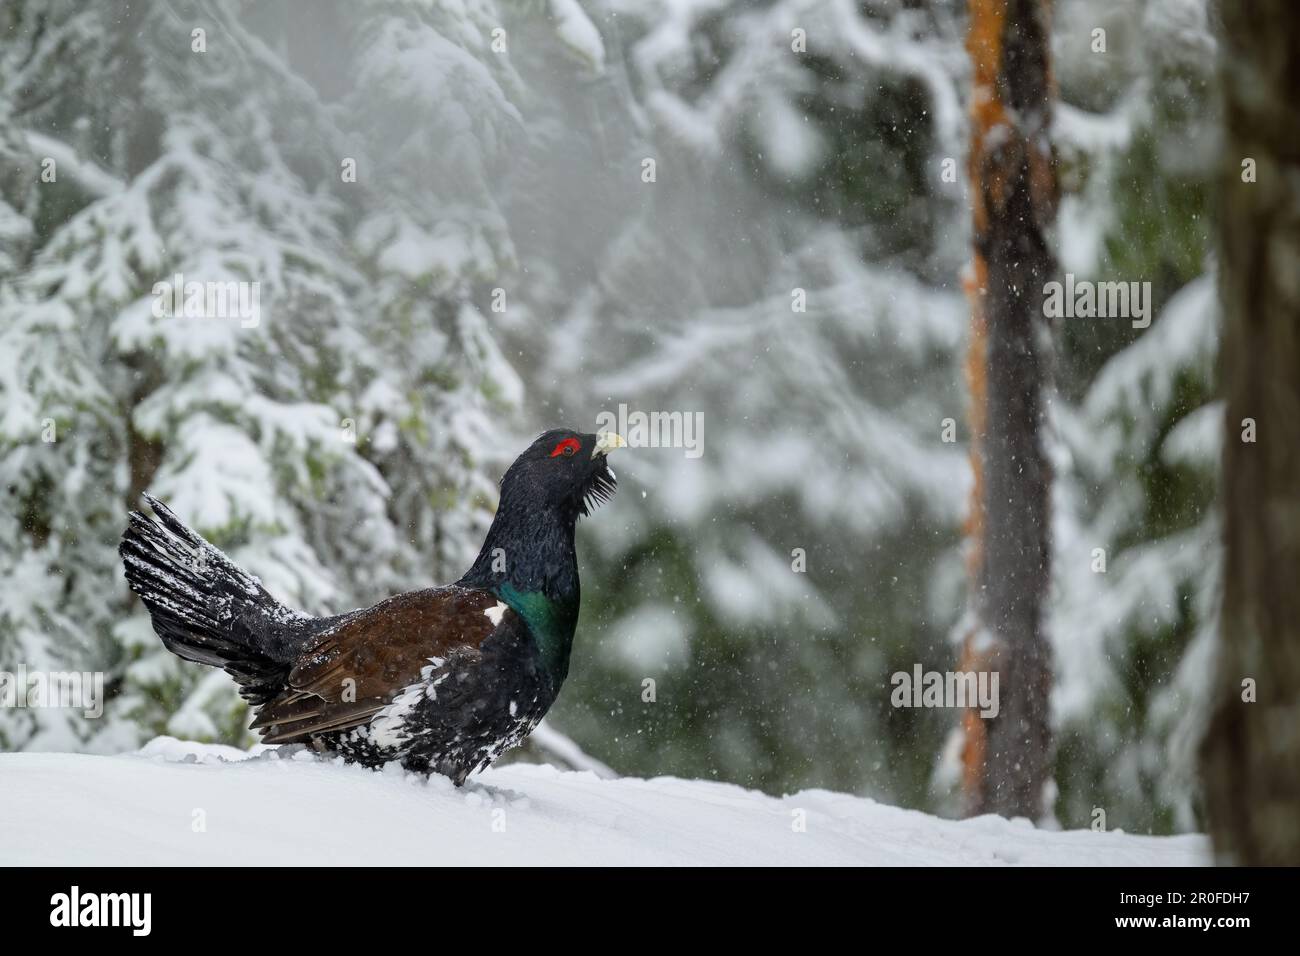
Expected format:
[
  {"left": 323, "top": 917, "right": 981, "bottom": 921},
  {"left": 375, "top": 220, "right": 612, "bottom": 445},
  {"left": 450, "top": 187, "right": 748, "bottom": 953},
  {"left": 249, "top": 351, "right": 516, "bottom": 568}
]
[{"left": 550, "top": 438, "right": 581, "bottom": 458}]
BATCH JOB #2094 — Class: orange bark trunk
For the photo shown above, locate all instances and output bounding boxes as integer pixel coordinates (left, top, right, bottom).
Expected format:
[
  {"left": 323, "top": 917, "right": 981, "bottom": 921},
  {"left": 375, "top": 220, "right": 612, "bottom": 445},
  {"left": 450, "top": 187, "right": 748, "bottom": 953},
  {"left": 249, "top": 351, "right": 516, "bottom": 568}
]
[{"left": 960, "top": 0, "right": 1058, "bottom": 819}]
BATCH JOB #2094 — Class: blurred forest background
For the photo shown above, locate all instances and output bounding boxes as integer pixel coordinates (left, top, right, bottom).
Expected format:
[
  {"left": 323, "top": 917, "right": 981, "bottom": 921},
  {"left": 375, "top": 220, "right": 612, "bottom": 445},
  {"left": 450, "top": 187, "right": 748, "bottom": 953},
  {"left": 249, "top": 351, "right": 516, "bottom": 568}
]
[{"left": 0, "top": 0, "right": 1220, "bottom": 834}]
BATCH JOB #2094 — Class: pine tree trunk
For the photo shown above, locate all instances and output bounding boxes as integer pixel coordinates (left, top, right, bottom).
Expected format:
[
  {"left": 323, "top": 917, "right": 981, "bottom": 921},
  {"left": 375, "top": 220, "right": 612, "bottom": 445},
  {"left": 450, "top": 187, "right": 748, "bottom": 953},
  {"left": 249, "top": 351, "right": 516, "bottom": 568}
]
[
  {"left": 1200, "top": 1, "right": 1300, "bottom": 866},
  {"left": 960, "top": 0, "right": 1057, "bottom": 819}
]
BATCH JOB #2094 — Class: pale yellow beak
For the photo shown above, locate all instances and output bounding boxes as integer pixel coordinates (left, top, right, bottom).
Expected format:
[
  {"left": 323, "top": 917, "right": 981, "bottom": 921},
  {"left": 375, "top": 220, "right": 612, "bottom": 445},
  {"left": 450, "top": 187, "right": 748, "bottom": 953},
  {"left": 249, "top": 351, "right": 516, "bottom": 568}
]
[{"left": 594, "top": 432, "right": 627, "bottom": 457}]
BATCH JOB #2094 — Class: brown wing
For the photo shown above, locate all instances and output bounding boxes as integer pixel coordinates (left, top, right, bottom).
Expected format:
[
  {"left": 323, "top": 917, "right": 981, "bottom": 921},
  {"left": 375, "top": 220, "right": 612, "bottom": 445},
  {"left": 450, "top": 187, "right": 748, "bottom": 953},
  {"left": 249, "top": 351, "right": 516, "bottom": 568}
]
[{"left": 251, "top": 586, "right": 504, "bottom": 743}]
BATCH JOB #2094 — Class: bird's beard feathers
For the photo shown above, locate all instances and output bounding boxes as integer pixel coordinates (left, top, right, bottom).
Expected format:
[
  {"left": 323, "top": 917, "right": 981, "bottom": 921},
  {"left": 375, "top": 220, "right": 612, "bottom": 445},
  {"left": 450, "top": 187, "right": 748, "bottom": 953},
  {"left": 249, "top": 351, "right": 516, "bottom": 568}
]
[{"left": 577, "top": 460, "right": 617, "bottom": 518}]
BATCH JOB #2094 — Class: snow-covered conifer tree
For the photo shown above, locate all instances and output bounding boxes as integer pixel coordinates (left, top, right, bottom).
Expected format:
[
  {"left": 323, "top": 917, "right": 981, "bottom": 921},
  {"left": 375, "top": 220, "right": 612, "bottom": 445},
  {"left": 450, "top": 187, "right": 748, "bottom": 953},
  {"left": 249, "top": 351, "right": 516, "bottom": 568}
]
[{"left": 0, "top": 0, "right": 531, "bottom": 749}]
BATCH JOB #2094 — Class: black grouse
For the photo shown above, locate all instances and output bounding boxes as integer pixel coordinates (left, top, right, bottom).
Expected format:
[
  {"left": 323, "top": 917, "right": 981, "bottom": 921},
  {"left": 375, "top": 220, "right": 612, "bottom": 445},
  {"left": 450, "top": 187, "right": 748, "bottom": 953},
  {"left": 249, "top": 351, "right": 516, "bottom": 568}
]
[{"left": 120, "top": 428, "right": 624, "bottom": 784}]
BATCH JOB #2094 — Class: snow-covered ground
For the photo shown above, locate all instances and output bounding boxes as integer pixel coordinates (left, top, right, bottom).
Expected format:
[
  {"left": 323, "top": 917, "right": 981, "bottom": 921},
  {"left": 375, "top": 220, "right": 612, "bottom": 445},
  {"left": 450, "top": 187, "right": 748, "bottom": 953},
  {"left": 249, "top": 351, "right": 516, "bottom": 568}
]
[{"left": 0, "top": 738, "right": 1207, "bottom": 866}]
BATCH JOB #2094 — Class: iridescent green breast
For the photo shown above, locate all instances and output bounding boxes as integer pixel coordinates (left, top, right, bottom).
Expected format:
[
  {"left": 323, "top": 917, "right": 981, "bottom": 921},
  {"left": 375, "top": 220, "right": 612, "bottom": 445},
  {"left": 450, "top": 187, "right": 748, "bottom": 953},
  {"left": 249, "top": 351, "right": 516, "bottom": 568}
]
[{"left": 496, "top": 582, "right": 579, "bottom": 683}]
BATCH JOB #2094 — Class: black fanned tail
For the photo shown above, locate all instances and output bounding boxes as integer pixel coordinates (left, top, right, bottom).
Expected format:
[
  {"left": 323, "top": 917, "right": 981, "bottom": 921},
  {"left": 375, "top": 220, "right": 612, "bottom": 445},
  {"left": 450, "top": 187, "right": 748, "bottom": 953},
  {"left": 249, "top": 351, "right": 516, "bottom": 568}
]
[{"left": 119, "top": 493, "right": 306, "bottom": 704}]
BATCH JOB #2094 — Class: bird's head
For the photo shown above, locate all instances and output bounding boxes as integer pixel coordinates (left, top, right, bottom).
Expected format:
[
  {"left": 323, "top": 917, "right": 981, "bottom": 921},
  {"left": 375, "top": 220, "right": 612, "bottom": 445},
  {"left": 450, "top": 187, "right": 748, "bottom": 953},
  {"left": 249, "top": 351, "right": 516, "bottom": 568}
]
[{"left": 498, "top": 428, "right": 625, "bottom": 520}]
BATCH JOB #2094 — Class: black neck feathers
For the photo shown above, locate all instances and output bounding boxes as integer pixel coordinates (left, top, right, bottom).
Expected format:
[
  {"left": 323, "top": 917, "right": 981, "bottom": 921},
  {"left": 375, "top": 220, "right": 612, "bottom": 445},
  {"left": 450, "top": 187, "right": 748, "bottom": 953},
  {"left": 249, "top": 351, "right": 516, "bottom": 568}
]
[{"left": 459, "top": 499, "right": 581, "bottom": 608}]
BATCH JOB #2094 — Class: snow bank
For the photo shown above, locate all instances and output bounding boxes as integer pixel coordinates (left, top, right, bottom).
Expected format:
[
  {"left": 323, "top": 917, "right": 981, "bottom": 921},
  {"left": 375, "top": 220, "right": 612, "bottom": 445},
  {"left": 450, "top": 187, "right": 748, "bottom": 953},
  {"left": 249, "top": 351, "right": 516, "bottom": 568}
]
[{"left": 0, "top": 739, "right": 1207, "bottom": 866}]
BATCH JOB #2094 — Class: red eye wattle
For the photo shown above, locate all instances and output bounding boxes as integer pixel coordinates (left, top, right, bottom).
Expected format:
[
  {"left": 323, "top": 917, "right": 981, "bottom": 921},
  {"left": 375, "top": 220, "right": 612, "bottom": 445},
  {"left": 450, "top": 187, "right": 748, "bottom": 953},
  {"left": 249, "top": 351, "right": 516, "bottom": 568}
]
[{"left": 550, "top": 437, "right": 581, "bottom": 458}]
